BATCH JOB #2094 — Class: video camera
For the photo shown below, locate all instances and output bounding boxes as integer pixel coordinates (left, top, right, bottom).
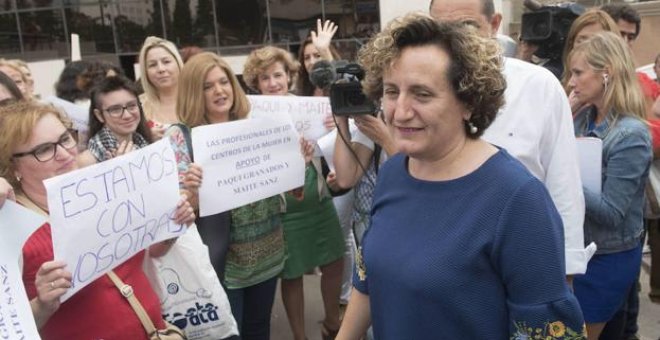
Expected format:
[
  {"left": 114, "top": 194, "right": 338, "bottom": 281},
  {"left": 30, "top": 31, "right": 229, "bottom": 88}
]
[
  {"left": 309, "top": 60, "right": 376, "bottom": 116},
  {"left": 520, "top": 0, "right": 584, "bottom": 62}
]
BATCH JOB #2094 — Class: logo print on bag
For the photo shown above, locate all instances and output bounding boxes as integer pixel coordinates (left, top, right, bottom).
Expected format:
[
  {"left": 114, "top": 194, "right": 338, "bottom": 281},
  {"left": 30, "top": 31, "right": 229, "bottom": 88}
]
[
  {"left": 167, "top": 282, "right": 179, "bottom": 295},
  {"left": 164, "top": 302, "right": 221, "bottom": 330}
]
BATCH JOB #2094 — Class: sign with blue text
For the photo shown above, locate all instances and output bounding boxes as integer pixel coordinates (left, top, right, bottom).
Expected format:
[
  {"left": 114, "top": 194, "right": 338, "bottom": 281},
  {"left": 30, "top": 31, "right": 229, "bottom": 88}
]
[
  {"left": 247, "top": 95, "right": 332, "bottom": 141},
  {"left": 45, "top": 139, "right": 183, "bottom": 301},
  {"left": 192, "top": 117, "right": 305, "bottom": 217},
  {"left": 0, "top": 201, "right": 47, "bottom": 340}
]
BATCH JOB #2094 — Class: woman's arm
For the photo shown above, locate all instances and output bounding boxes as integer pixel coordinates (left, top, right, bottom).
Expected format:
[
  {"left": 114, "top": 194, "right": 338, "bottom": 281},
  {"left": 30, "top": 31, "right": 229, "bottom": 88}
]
[
  {"left": 336, "top": 288, "right": 371, "bottom": 340},
  {"left": 332, "top": 116, "right": 375, "bottom": 189},
  {"left": 584, "top": 127, "right": 652, "bottom": 228}
]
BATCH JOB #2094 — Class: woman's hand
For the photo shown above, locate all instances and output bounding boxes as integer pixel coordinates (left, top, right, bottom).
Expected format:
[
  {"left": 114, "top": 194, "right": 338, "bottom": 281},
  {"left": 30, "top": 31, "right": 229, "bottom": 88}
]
[
  {"left": 311, "top": 19, "right": 338, "bottom": 61},
  {"left": 182, "top": 163, "right": 202, "bottom": 211},
  {"left": 104, "top": 140, "right": 135, "bottom": 159},
  {"left": 172, "top": 195, "right": 195, "bottom": 227},
  {"left": 568, "top": 90, "right": 585, "bottom": 115},
  {"left": 326, "top": 171, "right": 341, "bottom": 192},
  {"left": 0, "top": 177, "right": 15, "bottom": 208},
  {"left": 300, "top": 138, "right": 315, "bottom": 164},
  {"left": 150, "top": 123, "right": 166, "bottom": 141},
  {"left": 32, "top": 261, "right": 72, "bottom": 326},
  {"left": 354, "top": 114, "right": 397, "bottom": 156},
  {"left": 183, "top": 163, "right": 203, "bottom": 192}
]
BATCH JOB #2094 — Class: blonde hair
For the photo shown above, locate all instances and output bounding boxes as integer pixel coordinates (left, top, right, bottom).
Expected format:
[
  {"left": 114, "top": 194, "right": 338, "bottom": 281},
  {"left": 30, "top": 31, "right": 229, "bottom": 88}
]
[
  {"left": 138, "top": 36, "right": 184, "bottom": 104},
  {"left": 0, "top": 101, "right": 72, "bottom": 189},
  {"left": 358, "top": 13, "right": 506, "bottom": 138},
  {"left": 242, "top": 46, "right": 299, "bottom": 92},
  {"left": 569, "top": 31, "right": 646, "bottom": 121},
  {"left": 562, "top": 10, "right": 619, "bottom": 90},
  {"left": 0, "top": 59, "right": 28, "bottom": 85},
  {"left": 177, "top": 52, "right": 250, "bottom": 127}
]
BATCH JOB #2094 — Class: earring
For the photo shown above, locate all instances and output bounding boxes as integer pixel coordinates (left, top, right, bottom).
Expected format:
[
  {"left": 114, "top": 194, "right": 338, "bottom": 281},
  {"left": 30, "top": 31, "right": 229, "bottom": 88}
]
[
  {"left": 603, "top": 74, "right": 609, "bottom": 85},
  {"left": 15, "top": 175, "right": 21, "bottom": 182},
  {"left": 468, "top": 121, "right": 478, "bottom": 135}
]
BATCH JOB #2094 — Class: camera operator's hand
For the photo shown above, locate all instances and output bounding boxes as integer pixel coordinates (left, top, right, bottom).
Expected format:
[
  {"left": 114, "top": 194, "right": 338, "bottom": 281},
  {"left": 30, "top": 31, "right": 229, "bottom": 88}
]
[
  {"left": 354, "top": 114, "right": 397, "bottom": 156},
  {"left": 312, "top": 19, "right": 338, "bottom": 61}
]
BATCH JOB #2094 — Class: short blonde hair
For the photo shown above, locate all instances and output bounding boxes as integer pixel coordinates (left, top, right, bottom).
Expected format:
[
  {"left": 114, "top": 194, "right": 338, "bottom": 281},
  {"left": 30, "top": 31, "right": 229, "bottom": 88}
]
[
  {"left": 358, "top": 13, "right": 505, "bottom": 138},
  {"left": 242, "top": 46, "right": 299, "bottom": 93},
  {"left": 177, "top": 52, "right": 250, "bottom": 127},
  {"left": 138, "top": 36, "right": 184, "bottom": 103},
  {"left": 0, "top": 101, "right": 72, "bottom": 189},
  {"left": 568, "top": 31, "right": 646, "bottom": 122}
]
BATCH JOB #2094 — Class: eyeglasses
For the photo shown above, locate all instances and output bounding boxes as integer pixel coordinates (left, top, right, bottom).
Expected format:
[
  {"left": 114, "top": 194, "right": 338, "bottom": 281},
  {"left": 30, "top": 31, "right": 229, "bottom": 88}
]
[
  {"left": 12, "top": 130, "right": 78, "bottom": 162},
  {"left": 620, "top": 31, "right": 637, "bottom": 42},
  {"left": 103, "top": 101, "right": 140, "bottom": 117}
]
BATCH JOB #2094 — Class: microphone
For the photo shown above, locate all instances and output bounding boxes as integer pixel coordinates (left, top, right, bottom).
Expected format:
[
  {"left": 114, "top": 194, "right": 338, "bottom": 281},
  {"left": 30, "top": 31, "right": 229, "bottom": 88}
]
[{"left": 310, "top": 60, "right": 337, "bottom": 90}]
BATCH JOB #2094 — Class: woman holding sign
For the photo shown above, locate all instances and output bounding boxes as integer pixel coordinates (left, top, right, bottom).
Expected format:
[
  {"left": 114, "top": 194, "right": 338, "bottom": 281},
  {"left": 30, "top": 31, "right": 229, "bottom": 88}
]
[
  {"left": 0, "top": 101, "right": 195, "bottom": 339},
  {"left": 569, "top": 32, "right": 652, "bottom": 339},
  {"left": 167, "top": 52, "right": 293, "bottom": 340},
  {"left": 243, "top": 46, "right": 345, "bottom": 340}
]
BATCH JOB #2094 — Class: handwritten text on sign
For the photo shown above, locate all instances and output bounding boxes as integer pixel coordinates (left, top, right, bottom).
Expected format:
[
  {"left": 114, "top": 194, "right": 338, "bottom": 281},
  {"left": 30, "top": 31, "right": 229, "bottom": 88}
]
[
  {"left": 247, "top": 95, "right": 332, "bottom": 141},
  {"left": 0, "top": 201, "right": 47, "bottom": 340},
  {"left": 192, "top": 117, "right": 305, "bottom": 217},
  {"left": 45, "top": 139, "right": 183, "bottom": 301}
]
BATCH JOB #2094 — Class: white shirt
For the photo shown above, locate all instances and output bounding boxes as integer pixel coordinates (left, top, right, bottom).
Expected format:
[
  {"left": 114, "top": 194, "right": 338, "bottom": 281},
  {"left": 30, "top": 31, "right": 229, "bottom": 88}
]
[{"left": 483, "top": 57, "right": 596, "bottom": 275}]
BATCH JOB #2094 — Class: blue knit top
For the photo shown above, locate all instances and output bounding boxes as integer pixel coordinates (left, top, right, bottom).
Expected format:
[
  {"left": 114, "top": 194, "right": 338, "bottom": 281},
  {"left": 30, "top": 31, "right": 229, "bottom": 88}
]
[{"left": 354, "top": 150, "right": 586, "bottom": 339}]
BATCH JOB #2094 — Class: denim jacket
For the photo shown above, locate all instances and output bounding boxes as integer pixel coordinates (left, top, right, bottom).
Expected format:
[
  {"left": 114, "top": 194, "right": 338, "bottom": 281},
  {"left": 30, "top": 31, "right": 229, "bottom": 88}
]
[{"left": 574, "top": 106, "right": 652, "bottom": 254}]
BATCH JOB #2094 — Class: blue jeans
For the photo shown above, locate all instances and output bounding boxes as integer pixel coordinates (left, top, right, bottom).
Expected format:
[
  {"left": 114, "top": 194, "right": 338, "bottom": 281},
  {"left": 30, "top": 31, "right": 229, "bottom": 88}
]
[{"left": 226, "top": 277, "right": 278, "bottom": 340}]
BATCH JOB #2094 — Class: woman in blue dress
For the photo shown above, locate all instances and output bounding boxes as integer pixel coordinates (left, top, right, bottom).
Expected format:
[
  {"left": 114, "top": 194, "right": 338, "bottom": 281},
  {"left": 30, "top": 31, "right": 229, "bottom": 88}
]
[{"left": 337, "top": 14, "right": 586, "bottom": 340}]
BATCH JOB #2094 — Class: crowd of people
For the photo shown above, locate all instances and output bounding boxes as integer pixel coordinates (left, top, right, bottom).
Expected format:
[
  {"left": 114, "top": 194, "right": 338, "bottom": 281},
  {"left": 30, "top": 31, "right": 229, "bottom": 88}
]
[{"left": 0, "top": 0, "right": 659, "bottom": 339}]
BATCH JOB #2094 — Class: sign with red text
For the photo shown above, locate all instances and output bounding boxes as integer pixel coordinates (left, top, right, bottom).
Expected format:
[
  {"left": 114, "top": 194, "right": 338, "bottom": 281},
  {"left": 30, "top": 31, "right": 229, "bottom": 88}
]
[
  {"left": 247, "top": 95, "right": 332, "bottom": 141},
  {"left": 45, "top": 139, "right": 184, "bottom": 301},
  {"left": 192, "top": 117, "right": 305, "bottom": 217},
  {"left": 0, "top": 201, "right": 46, "bottom": 340}
]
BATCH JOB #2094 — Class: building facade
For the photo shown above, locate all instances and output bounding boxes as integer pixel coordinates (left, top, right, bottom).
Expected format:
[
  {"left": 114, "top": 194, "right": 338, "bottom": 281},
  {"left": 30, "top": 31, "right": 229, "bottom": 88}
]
[{"left": 0, "top": 0, "right": 379, "bottom": 77}]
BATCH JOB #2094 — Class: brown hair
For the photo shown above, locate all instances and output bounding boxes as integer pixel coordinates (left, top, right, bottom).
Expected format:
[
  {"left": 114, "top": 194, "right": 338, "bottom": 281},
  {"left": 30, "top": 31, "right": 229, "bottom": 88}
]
[
  {"left": 295, "top": 36, "right": 341, "bottom": 96},
  {"left": 177, "top": 52, "right": 250, "bottom": 127},
  {"left": 242, "top": 46, "right": 299, "bottom": 93},
  {"left": 358, "top": 13, "right": 505, "bottom": 138},
  {"left": 0, "top": 101, "right": 72, "bottom": 188},
  {"left": 562, "top": 10, "right": 619, "bottom": 90}
]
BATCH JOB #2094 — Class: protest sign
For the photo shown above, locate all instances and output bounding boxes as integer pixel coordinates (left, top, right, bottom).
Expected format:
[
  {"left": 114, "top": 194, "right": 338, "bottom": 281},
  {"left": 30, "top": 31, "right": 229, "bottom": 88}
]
[
  {"left": 192, "top": 117, "right": 305, "bottom": 217},
  {"left": 0, "top": 201, "right": 47, "bottom": 340},
  {"left": 45, "top": 139, "right": 184, "bottom": 301},
  {"left": 247, "top": 95, "right": 332, "bottom": 141}
]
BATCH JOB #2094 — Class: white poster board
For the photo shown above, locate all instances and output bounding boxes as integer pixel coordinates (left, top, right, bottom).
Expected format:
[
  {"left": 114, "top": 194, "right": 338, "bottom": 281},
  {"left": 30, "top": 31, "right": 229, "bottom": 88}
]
[
  {"left": 45, "top": 139, "right": 183, "bottom": 301},
  {"left": 576, "top": 137, "right": 603, "bottom": 195},
  {"left": 247, "top": 95, "right": 332, "bottom": 141},
  {"left": 192, "top": 117, "right": 305, "bottom": 217},
  {"left": 0, "top": 201, "right": 47, "bottom": 340}
]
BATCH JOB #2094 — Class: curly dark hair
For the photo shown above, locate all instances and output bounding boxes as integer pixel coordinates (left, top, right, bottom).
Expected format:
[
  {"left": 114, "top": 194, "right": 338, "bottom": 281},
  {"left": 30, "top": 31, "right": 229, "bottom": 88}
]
[
  {"left": 600, "top": 3, "right": 640, "bottom": 37},
  {"left": 358, "top": 13, "right": 506, "bottom": 138}
]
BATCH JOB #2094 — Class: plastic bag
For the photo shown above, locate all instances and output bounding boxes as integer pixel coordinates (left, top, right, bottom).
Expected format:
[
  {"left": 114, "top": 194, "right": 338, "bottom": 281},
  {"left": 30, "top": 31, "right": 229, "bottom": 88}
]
[{"left": 145, "top": 225, "right": 238, "bottom": 340}]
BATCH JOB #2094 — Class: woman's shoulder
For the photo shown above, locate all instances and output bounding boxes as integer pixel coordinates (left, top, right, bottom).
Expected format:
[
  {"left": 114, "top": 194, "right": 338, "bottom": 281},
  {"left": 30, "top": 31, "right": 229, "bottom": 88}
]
[{"left": 613, "top": 115, "right": 651, "bottom": 142}]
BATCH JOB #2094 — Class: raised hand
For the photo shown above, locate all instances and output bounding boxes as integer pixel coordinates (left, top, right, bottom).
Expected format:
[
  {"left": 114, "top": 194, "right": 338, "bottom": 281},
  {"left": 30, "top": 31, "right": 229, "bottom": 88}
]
[{"left": 311, "top": 19, "right": 338, "bottom": 60}]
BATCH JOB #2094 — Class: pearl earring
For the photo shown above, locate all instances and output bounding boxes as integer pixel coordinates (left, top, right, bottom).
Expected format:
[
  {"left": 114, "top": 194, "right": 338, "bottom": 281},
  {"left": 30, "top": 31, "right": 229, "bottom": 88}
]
[{"left": 468, "top": 121, "right": 478, "bottom": 134}]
